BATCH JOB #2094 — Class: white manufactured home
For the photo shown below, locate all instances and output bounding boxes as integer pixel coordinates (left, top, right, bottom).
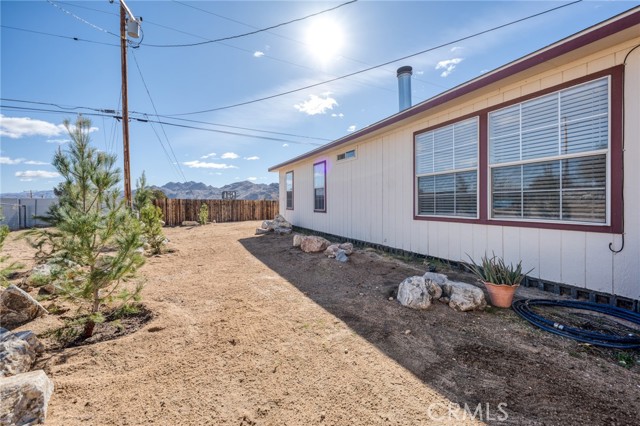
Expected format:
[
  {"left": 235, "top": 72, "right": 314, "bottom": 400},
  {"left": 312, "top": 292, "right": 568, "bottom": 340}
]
[{"left": 270, "top": 8, "right": 640, "bottom": 305}]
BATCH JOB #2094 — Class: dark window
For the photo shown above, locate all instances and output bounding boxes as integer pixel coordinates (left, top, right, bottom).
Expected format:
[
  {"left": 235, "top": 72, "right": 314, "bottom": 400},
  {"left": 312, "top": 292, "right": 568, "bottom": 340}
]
[
  {"left": 313, "top": 161, "right": 326, "bottom": 212},
  {"left": 285, "top": 171, "right": 294, "bottom": 210}
]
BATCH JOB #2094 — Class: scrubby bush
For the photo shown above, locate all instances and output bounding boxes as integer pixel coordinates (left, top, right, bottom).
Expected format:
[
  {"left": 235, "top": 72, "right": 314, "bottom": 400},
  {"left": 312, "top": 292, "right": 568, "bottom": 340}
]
[
  {"left": 140, "top": 203, "right": 166, "bottom": 255},
  {"left": 198, "top": 204, "right": 209, "bottom": 225}
]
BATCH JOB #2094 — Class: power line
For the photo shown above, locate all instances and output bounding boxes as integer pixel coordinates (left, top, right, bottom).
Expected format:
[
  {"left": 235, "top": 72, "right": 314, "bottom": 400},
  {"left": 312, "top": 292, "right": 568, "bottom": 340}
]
[
  {"left": 130, "top": 50, "right": 187, "bottom": 181},
  {"left": 166, "top": 0, "right": 583, "bottom": 116},
  {"left": 0, "top": 104, "right": 323, "bottom": 146},
  {"left": 149, "top": 0, "right": 357, "bottom": 48},
  {"left": 0, "top": 97, "right": 331, "bottom": 142},
  {"left": 0, "top": 24, "right": 119, "bottom": 47},
  {"left": 46, "top": 0, "right": 119, "bottom": 39}
]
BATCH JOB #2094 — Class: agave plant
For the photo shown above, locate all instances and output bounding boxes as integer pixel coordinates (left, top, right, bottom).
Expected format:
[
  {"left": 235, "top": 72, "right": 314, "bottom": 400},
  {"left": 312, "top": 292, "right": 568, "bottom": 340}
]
[{"left": 464, "top": 253, "right": 533, "bottom": 286}]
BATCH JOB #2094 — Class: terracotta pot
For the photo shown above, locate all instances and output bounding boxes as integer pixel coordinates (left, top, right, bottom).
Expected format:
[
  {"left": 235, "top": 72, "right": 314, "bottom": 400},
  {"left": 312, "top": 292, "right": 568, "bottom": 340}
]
[{"left": 483, "top": 281, "right": 518, "bottom": 308}]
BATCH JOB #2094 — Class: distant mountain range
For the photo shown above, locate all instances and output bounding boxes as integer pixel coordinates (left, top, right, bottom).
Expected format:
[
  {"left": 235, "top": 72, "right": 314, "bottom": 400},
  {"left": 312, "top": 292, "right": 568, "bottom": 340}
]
[
  {"left": 0, "top": 181, "right": 279, "bottom": 201},
  {"left": 152, "top": 180, "right": 279, "bottom": 200}
]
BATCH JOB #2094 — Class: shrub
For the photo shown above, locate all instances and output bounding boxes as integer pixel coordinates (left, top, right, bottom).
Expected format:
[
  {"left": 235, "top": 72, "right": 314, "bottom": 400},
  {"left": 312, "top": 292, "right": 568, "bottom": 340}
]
[
  {"left": 140, "top": 203, "right": 166, "bottom": 255},
  {"left": 198, "top": 204, "right": 209, "bottom": 225}
]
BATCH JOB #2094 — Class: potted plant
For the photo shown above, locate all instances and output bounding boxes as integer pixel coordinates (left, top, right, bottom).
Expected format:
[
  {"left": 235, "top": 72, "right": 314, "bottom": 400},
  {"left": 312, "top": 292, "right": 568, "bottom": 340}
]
[{"left": 464, "top": 253, "right": 532, "bottom": 308}]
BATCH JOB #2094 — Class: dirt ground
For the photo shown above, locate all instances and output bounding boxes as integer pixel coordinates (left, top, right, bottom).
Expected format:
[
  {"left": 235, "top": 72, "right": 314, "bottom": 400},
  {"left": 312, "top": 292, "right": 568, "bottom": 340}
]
[{"left": 4, "top": 221, "right": 639, "bottom": 425}]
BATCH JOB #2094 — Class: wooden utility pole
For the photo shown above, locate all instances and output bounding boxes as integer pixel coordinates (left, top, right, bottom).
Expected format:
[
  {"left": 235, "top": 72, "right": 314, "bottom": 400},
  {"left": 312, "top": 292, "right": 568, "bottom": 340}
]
[{"left": 120, "top": 1, "right": 132, "bottom": 207}]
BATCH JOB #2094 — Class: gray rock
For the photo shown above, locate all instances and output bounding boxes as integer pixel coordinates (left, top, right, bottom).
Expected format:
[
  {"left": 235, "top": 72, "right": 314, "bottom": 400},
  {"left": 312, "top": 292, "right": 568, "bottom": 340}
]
[
  {"left": 274, "top": 227, "right": 292, "bottom": 235},
  {"left": 255, "top": 228, "right": 271, "bottom": 235},
  {"left": 30, "top": 264, "right": 53, "bottom": 279},
  {"left": 292, "top": 234, "right": 304, "bottom": 247},
  {"left": 335, "top": 249, "right": 349, "bottom": 263},
  {"left": 261, "top": 220, "right": 274, "bottom": 230},
  {"left": 12, "top": 331, "right": 44, "bottom": 354},
  {"left": 0, "top": 370, "right": 54, "bottom": 425},
  {"left": 422, "top": 272, "right": 448, "bottom": 285},
  {"left": 181, "top": 221, "right": 199, "bottom": 227},
  {"left": 0, "top": 329, "right": 37, "bottom": 378},
  {"left": 338, "top": 243, "right": 354, "bottom": 255},
  {"left": 0, "top": 285, "right": 48, "bottom": 328},
  {"left": 273, "top": 214, "right": 292, "bottom": 229},
  {"left": 440, "top": 280, "right": 486, "bottom": 311},
  {"left": 397, "top": 276, "right": 433, "bottom": 310},
  {"left": 324, "top": 244, "right": 340, "bottom": 258},
  {"left": 300, "top": 236, "right": 331, "bottom": 253}
]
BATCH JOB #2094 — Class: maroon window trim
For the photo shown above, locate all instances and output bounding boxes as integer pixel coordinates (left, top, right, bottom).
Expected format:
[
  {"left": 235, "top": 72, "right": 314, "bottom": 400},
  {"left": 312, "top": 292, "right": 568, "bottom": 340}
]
[
  {"left": 285, "top": 171, "right": 294, "bottom": 210},
  {"left": 413, "top": 65, "right": 624, "bottom": 234},
  {"left": 313, "top": 161, "right": 327, "bottom": 213}
]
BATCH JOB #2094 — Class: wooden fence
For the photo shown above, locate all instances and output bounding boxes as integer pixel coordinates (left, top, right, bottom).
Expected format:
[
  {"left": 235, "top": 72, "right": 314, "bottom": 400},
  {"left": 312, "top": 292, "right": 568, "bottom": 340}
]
[{"left": 153, "top": 199, "right": 279, "bottom": 227}]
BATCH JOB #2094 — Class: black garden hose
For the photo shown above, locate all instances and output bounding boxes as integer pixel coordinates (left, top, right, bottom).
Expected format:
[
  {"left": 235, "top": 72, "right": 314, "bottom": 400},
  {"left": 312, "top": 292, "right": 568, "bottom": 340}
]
[{"left": 512, "top": 299, "right": 640, "bottom": 349}]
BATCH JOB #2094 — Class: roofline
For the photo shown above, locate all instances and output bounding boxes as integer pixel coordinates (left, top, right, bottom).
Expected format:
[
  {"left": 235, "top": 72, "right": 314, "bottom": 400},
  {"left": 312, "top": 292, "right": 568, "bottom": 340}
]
[{"left": 269, "top": 7, "right": 640, "bottom": 172}]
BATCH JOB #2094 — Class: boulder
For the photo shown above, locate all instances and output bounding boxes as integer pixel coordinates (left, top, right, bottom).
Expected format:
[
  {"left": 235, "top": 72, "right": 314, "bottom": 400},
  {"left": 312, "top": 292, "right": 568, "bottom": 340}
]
[
  {"left": 0, "top": 370, "right": 54, "bottom": 426},
  {"left": 292, "top": 234, "right": 304, "bottom": 247},
  {"left": 273, "top": 215, "right": 292, "bottom": 229},
  {"left": 338, "top": 243, "right": 354, "bottom": 255},
  {"left": 422, "top": 272, "right": 448, "bottom": 285},
  {"left": 440, "top": 281, "right": 486, "bottom": 311},
  {"left": 0, "top": 285, "right": 48, "bottom": 328},
  {"left": 255, "top": 228, "right": 270, "bottom": 235},
  {"left": 300, "top": 236, "right": 331, "bottom": 253},
  {"left": 0, "top": 328, "right": 38, "bottom": 378},
  {"left": 12, "top": 332, "right": 44, "bottom": 354},
  {"left": 261, "top": 220, "right": 275, "bottom": 231},
  {"left": 181, "top": 221, "right": 199, "bottom": 227},
  {"left": 397, "top": 276, "right": 434, "bottom": 310},
  {"left": 274, "top": 227, "right": 292, "bottom": 235},
  {"left": 324, "top": 244, "right": 340, "bottom": 258},
  {"left": 335, "top": 249, "right": 349, "bottom": 263}
]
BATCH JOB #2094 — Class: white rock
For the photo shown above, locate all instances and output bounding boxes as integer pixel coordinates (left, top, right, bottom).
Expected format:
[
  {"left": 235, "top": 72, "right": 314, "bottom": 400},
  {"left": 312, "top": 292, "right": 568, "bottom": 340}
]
[
  {"left": 397, "top": 276, "right": 433, "bottom": 310},
  {"left": 440, "top": 281, "right": 486, "bottom": 311},
  {"left": 292, "top": 234, "right": 304, "bottom": 247},
  {"left": 338, "top": 243, "right": 354, "bottom": 255},
  {"left": 0, "top": 329, "right": 37, "bottom": 378},
  {"left": 0, "top": 285, "right": 48, "bottom": 327},
  {"left": 0, "top": 370, "right": 54, "bottom": 425},
  {"left": 261, "top": 220, "right": 274, "bottom": 230},
  {"left": 422, "top": 272, "right": 448, "bottom": 285},
  {"left": 255, "top": 228, "right": 270, "bottom": 235},
  {"left": 324, "top": 244, "right": 340, "bottom": 258},
  {"left": 274, "top": 227, "right": 292, "bottom": 235}
]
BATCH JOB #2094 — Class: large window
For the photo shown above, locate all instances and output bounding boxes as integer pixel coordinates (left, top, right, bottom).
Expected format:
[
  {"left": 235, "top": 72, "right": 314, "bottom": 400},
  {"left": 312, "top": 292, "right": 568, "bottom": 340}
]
[
  {"left": 313, "top": 161, "right": 326, "bottom": 212},
  {"left": 285, "top": 171, "right": 294, "bottom": 210},
  {"left": 489, "top": 77, "right": 609, "bottom": 224},
  {"left": 415, "top": 117, "right": 478, "bottom": 217}
]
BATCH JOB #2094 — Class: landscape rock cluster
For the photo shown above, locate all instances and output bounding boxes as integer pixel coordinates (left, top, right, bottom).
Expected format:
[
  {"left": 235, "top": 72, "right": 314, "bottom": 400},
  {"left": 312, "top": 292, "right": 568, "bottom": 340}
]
[
  {"left": 256, "top": 215, "right": 293, "bottom": 235},
  {"left": 0, "top": 286, "right": 53, "bottom": 425},
  {"left": 293, "top": 235, "right": 354, "bottom": 263},
  {"left": 397, "top": 272, "right": 486, "bottom": 312}
]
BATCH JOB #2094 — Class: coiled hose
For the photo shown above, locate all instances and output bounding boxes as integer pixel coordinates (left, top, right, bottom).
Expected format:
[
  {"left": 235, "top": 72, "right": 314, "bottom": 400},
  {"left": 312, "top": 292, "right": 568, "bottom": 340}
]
[{"left": 512, "top": 299, "right": 640, "bottom": 349}]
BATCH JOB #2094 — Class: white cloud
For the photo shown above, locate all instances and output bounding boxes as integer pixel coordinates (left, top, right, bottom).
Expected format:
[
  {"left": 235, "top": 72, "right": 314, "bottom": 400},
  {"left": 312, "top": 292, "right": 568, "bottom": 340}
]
[
  {"left": 221, "top": 152, "right": 239, "bottom": 159},
  {"left": 436, "top": 58, "right": 463, "bottom": 77},
  {"left": 347, "top": 125, "right": 356, "bottom": 133},
  {"left": 450, "top": 46, "right": 463, "bottom": 52},
  {"left": 294, "top": 94, "right": 338, "bottom": 115},
  {"left": 282, "top": 144, "right": 289, "bottom": 148},
  {"left": 19, "top": 178, "right": 34, "bottom": 182},
  {"left": 247, "top": 177, "right": 258, "bottom": 181},
  {"left": 1, "top": 156, "right": 49, "bottom": 165},
  {"left": 183, "top": 160, "right": 237, "bottom": 169},
  {"left": 244, "top": 156, "right": 260, "bottom": 160},
  {"left": 15, "top": 170, "right": 60, "bottom": 179},
  {"left": 331, "top": 113, "right": 344, "bottom": 118},
  {"left": 0, "top": 156, "right": 25, "bottom": 165},
  {"left": 46, "top": 139, "right": 70, "bottom": 144},
  {"left": 253, "top": 51, "right": 264, "bottom": 58},
  {"left": 200, "top": 152, "right": 216, "bottom": 159},
  {"left": 0, "top": 115, "right": 97, "bottom": 139}
]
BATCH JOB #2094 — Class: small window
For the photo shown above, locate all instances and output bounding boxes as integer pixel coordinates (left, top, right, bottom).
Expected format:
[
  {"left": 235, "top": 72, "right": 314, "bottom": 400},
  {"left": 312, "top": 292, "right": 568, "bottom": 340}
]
[
  {"left": 337, "top": 149, "right": 356, "bottom": 161},
  {"left": 313, "top": 161, "right": 326, "bottom": 212},
  {"left": 285, "top": 171, "right": 294, "bottom": 210}
]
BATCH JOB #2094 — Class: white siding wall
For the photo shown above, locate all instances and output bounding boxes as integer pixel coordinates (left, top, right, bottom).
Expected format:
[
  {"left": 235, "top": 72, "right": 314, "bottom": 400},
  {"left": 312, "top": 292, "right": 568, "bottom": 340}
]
[{"left": 278, "top": 39, "right": 640, "bottom": 299}]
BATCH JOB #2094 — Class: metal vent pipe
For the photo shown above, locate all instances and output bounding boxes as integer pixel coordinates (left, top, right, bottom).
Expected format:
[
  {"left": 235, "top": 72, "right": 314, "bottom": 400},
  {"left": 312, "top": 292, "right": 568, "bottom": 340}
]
[{"left": 397, "top": 66, "right": 413, "bottom": 111}]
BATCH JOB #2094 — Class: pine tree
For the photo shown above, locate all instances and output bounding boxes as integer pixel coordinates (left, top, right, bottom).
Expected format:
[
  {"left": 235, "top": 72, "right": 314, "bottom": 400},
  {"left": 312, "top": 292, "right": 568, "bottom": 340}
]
[{"left": 28, "top": 117, "right": 145, "bottom": 338}]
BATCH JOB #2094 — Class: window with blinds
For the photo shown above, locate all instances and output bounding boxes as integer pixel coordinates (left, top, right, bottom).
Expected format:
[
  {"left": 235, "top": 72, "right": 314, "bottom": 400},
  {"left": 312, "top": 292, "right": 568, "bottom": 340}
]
[
  {"left": 415, "top": 117, "right": 478, "bottom": 217},
  {"left": 285, "top": 171, "right": 294, "bottom": 210},
  {"left": 313, "top": 161, "right": 326, "bottom": 212},
  {"left": 489, "top": 77, "right": 609, "bottom": 223}
]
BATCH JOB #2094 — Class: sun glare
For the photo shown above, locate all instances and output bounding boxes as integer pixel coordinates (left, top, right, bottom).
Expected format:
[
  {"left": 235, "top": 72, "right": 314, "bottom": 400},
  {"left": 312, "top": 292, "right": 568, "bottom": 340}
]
[{"left": 305, "top": 18, "right": 344, "bottom": 64}]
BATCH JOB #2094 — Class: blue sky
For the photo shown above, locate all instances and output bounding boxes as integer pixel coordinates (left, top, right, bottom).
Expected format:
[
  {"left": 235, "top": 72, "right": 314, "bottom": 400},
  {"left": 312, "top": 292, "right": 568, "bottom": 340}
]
[{"left": 1, "top": 0, "right": 638, "bottom": 194}]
